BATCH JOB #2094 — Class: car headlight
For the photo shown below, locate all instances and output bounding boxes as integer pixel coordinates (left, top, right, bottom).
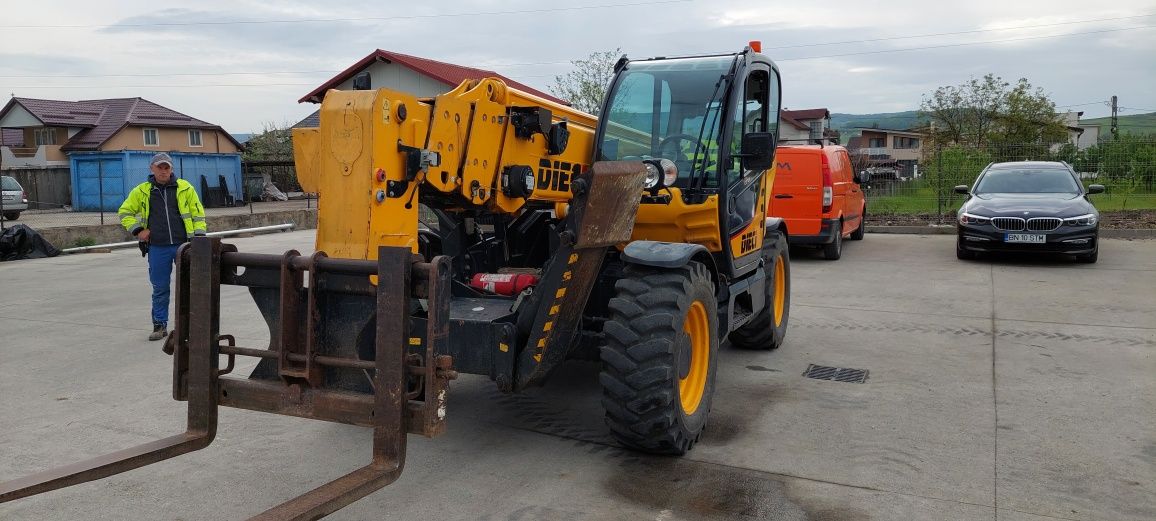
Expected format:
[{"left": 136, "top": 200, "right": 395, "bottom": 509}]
[
  {"left": 1063, "top": 214, "right": 1097, "bottom": 226},
  {"left": 958, "top": 213, "right": 990, "bottom": 225}
]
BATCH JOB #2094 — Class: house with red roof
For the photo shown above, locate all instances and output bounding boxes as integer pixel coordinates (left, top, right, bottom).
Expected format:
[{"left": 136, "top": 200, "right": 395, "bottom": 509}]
[
  {"left": 294, "top": 49, "right": 567, "bottom": 128},
  {"left": 779, "top": 108, "right": 837, "bottom": 144}
]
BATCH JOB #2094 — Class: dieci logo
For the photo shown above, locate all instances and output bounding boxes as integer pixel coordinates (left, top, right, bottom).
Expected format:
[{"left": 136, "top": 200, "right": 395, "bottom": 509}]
[{"left": 537, "top": 159, "right": 586, "bottom": 193}]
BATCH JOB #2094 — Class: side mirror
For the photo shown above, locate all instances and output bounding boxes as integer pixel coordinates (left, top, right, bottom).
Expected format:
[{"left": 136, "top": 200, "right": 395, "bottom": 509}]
[
  {"left": 737, "top": 132, "right": 774, "bottom": 171},
  {"left": 1086, "top": 184, "right": 1105, "bottom": 194},
  {"left": 953, "top": 185, "right": 970, "bottom": 195}
]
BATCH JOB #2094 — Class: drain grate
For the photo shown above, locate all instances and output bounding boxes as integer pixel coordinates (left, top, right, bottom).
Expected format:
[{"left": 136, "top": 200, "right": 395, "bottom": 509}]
[{"left": 803, "top": 364, "right": 869, "bottom": 384}]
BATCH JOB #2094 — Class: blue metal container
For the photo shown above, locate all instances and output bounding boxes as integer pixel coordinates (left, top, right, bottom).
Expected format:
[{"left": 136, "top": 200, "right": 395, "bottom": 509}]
[{"left": 70, "top": 151, "right": 242, "bottom": 211}]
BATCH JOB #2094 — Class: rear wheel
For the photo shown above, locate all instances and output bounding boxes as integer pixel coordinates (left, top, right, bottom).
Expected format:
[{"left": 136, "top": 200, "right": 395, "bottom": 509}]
[
  {"left": 730, "top": 230, "right": 790, "bottom": 350},
  {"left": 600, "top": 261, "right": 719, "bottom": 455},
  {"left": 850, "top": 209, "right": 866, "bottom": 240},
  {"left": 822, "top": 221, "right": 843, "bottom": 260},
  {"left": 2, "top": 212, "right": 19, "bottom": 221}
]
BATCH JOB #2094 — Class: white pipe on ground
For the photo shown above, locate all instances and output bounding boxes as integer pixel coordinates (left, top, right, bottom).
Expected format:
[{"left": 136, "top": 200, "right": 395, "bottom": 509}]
[{"left": 61, "top": 223, "right": 296, "bottom": 254}]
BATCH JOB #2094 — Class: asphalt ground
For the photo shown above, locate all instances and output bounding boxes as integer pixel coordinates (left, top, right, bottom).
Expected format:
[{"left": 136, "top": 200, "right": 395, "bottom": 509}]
[{"left": 1, "top": 232, "right": 1153, "bottom": 521}]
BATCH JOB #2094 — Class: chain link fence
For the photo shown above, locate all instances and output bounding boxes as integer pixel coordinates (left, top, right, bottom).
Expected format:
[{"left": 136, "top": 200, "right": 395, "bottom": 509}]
[{"left": 861, "top": 137, "right": 1156, "bottom": 227}]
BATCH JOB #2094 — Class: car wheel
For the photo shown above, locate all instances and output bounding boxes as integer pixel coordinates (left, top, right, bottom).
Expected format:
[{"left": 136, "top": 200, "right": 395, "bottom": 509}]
[
  {"left": 2, "top": 212, "right": 18, "bottom": 221},
  {"left": 822, "top": 221, "right": 843, "bottom": 260},
  {"left": 956, "top": 237, "right": 976, "bottom": 260},
  {"left": 849, "top": 209, "right": 866, "bottom": 240},
  {"left": 1076, "top": 247, "right": 1098, "bottom": 264}
]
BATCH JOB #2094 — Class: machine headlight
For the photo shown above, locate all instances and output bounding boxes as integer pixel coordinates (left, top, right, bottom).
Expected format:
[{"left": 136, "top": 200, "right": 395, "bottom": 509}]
[
  {"left": 642, "top": 159, "right": 678, "bottom": 190},
  {"left": 958, "top": 213, "right": 991, "bottom": 225},
  {"left": 642, "top": 162, "right": 661, "bottom": 189},
  {"left": 1063, "top": 214, "right": 1097, "bottom": 226}
]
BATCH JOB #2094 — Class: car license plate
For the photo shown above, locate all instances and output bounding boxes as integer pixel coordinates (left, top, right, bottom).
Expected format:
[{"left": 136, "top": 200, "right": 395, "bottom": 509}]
[{"left": 1005, "top": 233, "right": 1045, "bottom": 243}]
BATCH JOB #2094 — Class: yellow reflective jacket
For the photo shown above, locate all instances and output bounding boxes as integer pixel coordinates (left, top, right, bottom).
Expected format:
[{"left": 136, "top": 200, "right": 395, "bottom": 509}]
[{"left": 118, "top": 178, "right": 207, "bottom": 238}]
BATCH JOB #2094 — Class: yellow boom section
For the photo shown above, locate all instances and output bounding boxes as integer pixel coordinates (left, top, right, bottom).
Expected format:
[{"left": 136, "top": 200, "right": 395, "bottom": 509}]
[{"left": 292, "top": 79, "right": 598, "bottom": 260}]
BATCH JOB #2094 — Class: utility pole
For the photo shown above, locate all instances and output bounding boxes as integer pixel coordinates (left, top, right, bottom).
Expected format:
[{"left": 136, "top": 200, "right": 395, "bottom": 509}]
[{"left": 1110, "top": 95, "right": 1119, "bottom": 140}]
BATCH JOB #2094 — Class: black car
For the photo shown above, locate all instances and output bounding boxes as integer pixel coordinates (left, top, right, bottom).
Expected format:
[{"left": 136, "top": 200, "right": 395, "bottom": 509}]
[{"left": 955, "top": 161, "right": 1103, "bottom": 263}]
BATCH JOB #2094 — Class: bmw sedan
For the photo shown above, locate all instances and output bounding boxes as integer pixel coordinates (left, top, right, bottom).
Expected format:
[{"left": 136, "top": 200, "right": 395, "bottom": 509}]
[{"left": 954, "top": 161, "right": 1103, "bottom": 263}]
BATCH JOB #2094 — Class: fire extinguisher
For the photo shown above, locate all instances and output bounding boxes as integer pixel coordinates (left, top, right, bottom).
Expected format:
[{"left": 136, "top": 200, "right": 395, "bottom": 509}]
[{"left": 469, "top": 273, "right": 540, "bottom": 296}]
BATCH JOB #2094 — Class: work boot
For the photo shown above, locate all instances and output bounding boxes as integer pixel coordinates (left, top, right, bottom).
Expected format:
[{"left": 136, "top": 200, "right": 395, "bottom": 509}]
[{"left": 149, "top": 323, "right": 168, "bottom": 341}]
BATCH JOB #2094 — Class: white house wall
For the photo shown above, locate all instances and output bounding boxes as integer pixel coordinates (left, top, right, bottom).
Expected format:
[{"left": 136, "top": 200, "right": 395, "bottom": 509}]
[
  {"left": 0, "top": 104, "right": 42, "bottom": 127},
  {"left": 336, "top": 62, "right": 453, "bottom": 97}
]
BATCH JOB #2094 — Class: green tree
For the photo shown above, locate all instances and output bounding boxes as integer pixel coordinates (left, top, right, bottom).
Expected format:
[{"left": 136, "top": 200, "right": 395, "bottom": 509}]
[
  {"left": 550, "top": 48, "right": 621, "bottom": 115},
  {"left": 920, "top": 74, "right": 1066, "bottom": 152},
  {"left": 242, "top": 121, "right": 294, "bottom": 162}
]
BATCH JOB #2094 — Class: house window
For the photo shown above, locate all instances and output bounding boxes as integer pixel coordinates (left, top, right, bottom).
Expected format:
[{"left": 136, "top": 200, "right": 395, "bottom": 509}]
[
  {"left": 893, "top": 136, "right": 920, "bottom": 149},
  {"left": 144, "top": 128, "right": 159, "bottom": 146},
  {"left": 809, "top": 121, "right": 823, "bottom": 140},
  {"left": 34, "top": 128, "right": 57, "bottom": 146},
  {"left": 189, "top": 129, "right": 203, "bottom": 147},
  {"left": 868, "top": 137, "right": 885, "bottom": 148}
]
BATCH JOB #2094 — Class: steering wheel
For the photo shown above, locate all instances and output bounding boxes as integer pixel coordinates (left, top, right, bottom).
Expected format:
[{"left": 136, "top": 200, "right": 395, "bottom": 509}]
[{"left": 658, "top": 134, "right": 708, "bottom": 161}]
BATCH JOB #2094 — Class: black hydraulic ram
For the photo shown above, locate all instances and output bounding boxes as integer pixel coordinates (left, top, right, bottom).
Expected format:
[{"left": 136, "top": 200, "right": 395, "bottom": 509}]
[{"left": 0, "top": 237, "right": 455, "bottom": 520}]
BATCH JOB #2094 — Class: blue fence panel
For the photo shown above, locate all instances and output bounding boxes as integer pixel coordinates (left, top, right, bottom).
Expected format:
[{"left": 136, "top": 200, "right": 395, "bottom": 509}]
[{"left": 70, "top": 151, "right": 242, "bottom": 211}]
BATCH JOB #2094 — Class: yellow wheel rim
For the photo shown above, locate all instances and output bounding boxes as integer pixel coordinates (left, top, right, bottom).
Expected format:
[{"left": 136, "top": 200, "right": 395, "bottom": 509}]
[
  {"left": 772, "top": 255, "right": 785, "bottom": 327},
  {"left": 679, "top": 301, "right": 710, "bottom": 415}
]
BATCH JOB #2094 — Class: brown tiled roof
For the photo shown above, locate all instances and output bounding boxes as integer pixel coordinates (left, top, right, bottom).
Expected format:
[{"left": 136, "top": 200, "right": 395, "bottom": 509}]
[
  {"left": 299, "top": 49, "right": 568, "bottom": 106},
  {"left": 0, "top": 97, "right": 240, "bottom": 151},
  {"left": 782, "top": 108, "right": 830, "bottom": 121}
]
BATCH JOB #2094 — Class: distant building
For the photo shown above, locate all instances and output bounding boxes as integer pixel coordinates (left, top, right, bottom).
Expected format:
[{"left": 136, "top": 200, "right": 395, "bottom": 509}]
[
  {"left": 0, "top": 97, "right": 243, "bottom": 210},
  {"left": 294, "top": 49, "right": 567, "bottom": 128},
  {"left": 779, "top": 108, "right": 838, "bottom": 144},
  {"left": 846, "top": 128, "right": 924, "bottom": 179},
  {"left": 1055, "top": 111, "right": 1100, "bottom": 151}
]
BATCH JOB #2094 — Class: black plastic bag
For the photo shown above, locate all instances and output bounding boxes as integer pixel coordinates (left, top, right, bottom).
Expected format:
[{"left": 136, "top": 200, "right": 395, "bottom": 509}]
[{"left": 0, "top": 224, "right": 62, "bottom": 261}]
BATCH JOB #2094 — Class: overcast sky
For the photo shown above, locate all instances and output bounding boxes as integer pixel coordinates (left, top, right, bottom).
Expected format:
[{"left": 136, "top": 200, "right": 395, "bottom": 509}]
[{"left": 2, "top": 0, "right": 1153, "bottom": 133}]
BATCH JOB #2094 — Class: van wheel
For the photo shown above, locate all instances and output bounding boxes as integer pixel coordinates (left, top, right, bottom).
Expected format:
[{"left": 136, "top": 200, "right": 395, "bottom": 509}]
[
  {"left": 730, "top": 230, "right": 790, "bottom": 350},
  {"left": 850, "top": 210, "right": 865, "bottom": 240},
  {"left": 600, "top": 261, "right": 719, "bottom": 455},
  {"left": 822, "top": 221, "right": 843, "bottom": 260}
]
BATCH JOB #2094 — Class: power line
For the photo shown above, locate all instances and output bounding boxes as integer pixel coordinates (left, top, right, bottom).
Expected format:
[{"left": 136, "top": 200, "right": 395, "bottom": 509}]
[
  {"left": 0, "top": 70, "right": 339, "bottom": 79},
  {"left": 762, "top": 13, "right": 1154, "bottom": 50},
  {"left": 0, "top": 0, "right": 691, "bottom": 29},
  {"left": 775, "top": 24, "right": 1155, "bottom": 62}
]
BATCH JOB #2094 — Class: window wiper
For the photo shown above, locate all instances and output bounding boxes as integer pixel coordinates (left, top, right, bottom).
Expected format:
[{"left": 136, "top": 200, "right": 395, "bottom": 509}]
[{"left": 688, "top": 61, "right": 737, "bottom": 192}]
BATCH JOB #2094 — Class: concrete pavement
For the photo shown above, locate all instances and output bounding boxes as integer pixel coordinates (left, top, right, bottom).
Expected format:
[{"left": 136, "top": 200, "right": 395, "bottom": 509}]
[{"left": 1, "top": 232, "right": 1153, "bottom": 520}]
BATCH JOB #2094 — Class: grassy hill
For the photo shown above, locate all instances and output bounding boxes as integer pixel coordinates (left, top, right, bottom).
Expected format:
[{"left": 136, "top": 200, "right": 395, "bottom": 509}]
[{"left": 1080, "top": 112, "right": 1156, "bottom": 136}]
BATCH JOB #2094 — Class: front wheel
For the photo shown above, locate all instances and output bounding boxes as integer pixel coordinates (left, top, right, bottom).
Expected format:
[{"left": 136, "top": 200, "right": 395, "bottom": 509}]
[
  {"left": 600, "top": 261, "right": 719, "bottom": 455},
  {"left": 1075, "top": 247, "right": 1098, "bottom": 263},
  {"left": 729, "top": 230, "right": 790, "bottom": 350}
]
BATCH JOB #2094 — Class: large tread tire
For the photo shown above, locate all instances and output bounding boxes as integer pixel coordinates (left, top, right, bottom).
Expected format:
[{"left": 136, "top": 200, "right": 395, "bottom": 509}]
[
  {"left": 822, "top": 221, "right": 843, "bottom": 260},
  {"left": 600, "top": 261, "right": 719, "bottom": 455},
  {"left": 729, "top": 230, "right": 791, "bottom": 350}
]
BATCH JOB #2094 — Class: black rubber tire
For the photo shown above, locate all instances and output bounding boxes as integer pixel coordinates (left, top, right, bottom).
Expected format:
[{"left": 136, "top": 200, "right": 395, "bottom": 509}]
[
  {"left": 850, "top": 209, "right": 865, "bottom": 240},
  {"left": 600, "top": 261, "right": 719, "bottom": 455},
  {"left": 729, "top": 230, "right": 790, "bottom": 350},
  {"left": 2, "top": 212, "right": 18, "bottom": 221},
  {"left": 956, "top": 237, "right": 976, "bottom": 260},
  {"left": 822, "top": 221, "right": 843, "bottom": 260},
  {"left": 1076, "top": 247, "right": 1098, "bottom": 264}
]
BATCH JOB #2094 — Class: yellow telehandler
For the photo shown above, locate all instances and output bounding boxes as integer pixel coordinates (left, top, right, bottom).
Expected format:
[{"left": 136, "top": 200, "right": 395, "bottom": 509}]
[{"left": 1, "top": 43, "right": 791, "bottom": 520}]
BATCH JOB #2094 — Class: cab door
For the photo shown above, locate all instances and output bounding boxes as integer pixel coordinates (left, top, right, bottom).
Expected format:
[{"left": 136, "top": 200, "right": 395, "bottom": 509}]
[
  {"left": 722, "top": 63, "right": 779, "bottom": 277},
  {"left": 838, "top": 149, "right": 864, "bottom": 232}
]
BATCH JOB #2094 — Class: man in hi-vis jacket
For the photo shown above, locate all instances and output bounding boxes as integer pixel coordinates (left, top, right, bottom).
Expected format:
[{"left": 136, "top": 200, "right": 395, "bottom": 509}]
[{"left": 118, "top": 153, "right": 207, "bottom": 341}]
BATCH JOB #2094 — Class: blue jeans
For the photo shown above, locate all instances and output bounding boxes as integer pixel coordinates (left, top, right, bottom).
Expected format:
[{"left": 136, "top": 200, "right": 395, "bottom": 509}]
[{"left": 147, "top": 244, "right": 181, "bottom": 326}]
